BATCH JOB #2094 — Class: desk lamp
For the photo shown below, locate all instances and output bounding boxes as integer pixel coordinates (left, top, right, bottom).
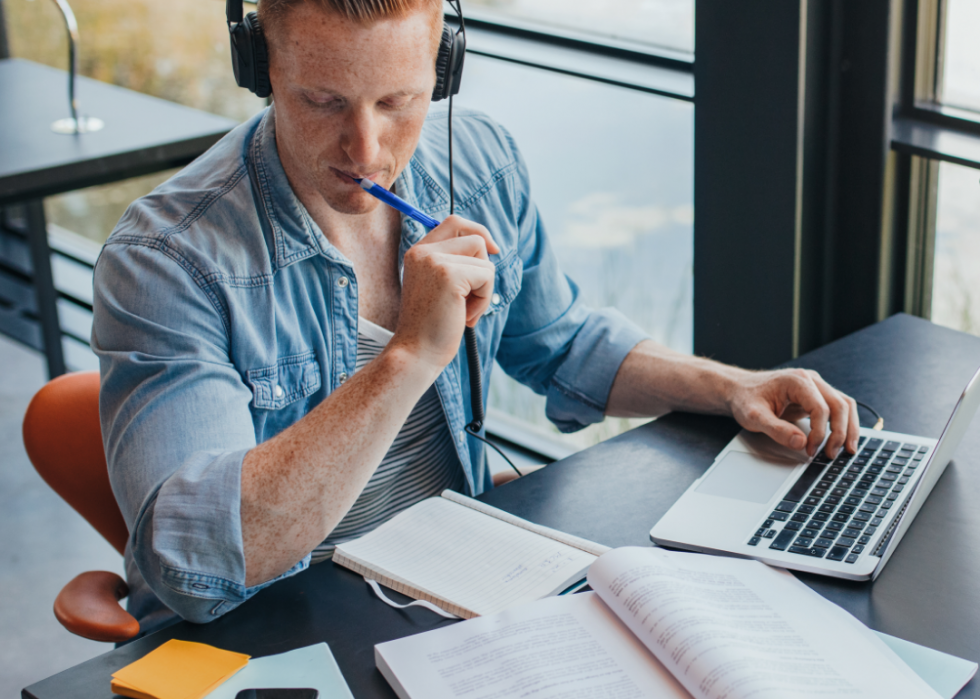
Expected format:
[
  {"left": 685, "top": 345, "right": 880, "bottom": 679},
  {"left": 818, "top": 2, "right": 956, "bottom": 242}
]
[{"left": 44, "top": 0, "right": 103, "bottom": 134}]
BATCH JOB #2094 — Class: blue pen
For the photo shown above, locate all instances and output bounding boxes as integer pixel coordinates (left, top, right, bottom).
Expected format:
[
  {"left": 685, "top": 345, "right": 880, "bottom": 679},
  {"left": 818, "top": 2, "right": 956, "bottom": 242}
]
[{"left": 356, "top": 178, "right": 442, "bottom": 230}]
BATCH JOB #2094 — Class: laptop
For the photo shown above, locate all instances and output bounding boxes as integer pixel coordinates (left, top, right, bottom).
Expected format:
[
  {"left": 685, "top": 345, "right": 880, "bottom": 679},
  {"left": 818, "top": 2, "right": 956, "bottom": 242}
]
[{"left": 650, "top": 364, "right": 980, "bottom": 580}]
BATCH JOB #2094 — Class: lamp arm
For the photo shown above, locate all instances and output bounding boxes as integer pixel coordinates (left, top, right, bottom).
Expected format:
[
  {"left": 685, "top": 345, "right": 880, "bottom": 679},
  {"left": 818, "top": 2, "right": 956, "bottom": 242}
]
[{"left": 51, "top": 0, "right": 80, "bottom": 125}]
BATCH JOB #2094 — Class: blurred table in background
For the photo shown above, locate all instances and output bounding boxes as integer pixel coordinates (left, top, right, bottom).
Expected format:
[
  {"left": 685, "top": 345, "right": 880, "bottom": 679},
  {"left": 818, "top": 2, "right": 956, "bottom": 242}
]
[{"left": 0, "top": 58, "right": 236, "bottom": 377}]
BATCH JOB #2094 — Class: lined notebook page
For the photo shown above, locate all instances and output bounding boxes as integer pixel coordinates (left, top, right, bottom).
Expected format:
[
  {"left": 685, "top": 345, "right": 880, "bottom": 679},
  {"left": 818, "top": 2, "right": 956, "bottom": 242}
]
[
  {"left": 440, "top": 490, "right": 611, "bottom": 557},
  {"left": 334, "top": 497, "right": 597, "bottom": 618}
]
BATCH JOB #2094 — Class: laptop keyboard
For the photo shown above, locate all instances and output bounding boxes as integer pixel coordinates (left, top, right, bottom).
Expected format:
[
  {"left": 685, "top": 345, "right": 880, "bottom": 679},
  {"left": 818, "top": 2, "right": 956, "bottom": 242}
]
[{"left": 747, "top": 437, "right": 928, "bottom": 564}]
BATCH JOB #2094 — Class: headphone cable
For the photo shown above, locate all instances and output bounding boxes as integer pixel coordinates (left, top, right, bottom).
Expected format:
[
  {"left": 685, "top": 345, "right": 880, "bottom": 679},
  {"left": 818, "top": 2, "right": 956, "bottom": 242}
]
[
  {"left": 855, "top": 400, "right": 884, "bottom": 431},
  {"left": 446, "top": 2, "right": 522, "bottom": 479}
]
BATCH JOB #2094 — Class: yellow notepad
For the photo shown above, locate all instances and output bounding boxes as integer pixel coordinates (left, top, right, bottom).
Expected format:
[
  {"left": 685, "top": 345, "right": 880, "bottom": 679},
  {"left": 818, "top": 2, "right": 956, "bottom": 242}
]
[{"left": 111, "top": 639, "right": 250, "bottom": 699}]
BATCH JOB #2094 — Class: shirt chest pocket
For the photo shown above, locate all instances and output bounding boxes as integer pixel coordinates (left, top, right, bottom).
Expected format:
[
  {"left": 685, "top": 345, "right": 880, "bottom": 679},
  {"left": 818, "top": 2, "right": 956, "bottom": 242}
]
[
  {"left": 483, "top": 252, "right": 523, "bottom": 318},
  {"left": 246, "top": 350, "right": 322, "bottom": 437}
]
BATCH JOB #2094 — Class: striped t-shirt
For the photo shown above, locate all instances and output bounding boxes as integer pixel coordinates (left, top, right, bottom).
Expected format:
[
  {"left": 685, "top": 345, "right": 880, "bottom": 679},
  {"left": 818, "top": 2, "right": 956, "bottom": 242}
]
[{"left": 311, "top": 317, "right": 464, "bottom": 563}]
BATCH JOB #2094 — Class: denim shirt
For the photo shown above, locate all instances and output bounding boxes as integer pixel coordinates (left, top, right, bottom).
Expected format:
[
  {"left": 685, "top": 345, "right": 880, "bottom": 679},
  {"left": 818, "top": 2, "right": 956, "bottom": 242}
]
[{"left": 92, "top": 105, "right": 647, "bottom": 630}]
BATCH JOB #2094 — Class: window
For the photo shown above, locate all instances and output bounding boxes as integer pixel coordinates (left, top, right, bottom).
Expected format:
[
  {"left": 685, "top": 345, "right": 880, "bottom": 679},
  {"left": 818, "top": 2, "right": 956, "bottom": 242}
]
[
  {"left": 939, "top": 0, "right": 980, "bottom": 112},
  {"left": 931, "top": 161, "right": 980, "bottom": 335},
  {"left": 905, "top": 0, "right": 980, "bottom": 338},
  {"left": 465, "top": 0, "right": 694, "bottom": 56},
  {"left": 456, "top": 54, "right": 693, "bottom": 449}
]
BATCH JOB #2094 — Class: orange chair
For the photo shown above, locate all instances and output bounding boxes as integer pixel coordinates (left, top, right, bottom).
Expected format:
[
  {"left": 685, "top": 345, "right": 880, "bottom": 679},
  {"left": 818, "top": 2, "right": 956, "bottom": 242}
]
[{"left": 22, "top": 371, "right": 140, "bottom": 643}]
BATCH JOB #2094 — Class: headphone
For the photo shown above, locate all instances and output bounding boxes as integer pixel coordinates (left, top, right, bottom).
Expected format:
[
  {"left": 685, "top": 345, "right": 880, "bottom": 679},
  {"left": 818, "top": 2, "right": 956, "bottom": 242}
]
[{"left": 225, "top": 0, "right": 466, "bottom": 102}]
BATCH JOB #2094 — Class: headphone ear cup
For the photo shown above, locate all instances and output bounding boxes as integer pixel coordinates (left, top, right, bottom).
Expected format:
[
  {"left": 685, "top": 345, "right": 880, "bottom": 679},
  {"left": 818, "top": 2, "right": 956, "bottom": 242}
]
[
  {"left": 229, "top": 11, "right": 271, "bottom": 98},
  {"left": 432, "top": 25, "right": 454, "bottom": 102},
  {"left": 244, "top": 12, "right": 271, "bottom": 98},
  {"left": 446, "top": 27, "right": 465, "bottom": 97}
]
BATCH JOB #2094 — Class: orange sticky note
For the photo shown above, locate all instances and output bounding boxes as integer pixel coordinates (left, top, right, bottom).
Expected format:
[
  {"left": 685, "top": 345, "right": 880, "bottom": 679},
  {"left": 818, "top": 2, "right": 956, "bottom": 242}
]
[{"left": 111, "top": 639, "right": 250, "bottom": 699}]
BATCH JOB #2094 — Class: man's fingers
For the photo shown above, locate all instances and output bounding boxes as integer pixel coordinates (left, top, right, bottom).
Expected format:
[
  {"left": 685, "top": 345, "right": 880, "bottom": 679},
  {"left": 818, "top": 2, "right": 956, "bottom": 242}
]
[
  {"left": 808, "top": 371, "right": 846, "bottom": 457},
  {"left": 807, "top": 371, "right": 857, "bottom": 457},
  {"left": 455, "top": 263, "right": 495, "bottom": 325},
  {"left": 730, "top": 369, "right": 857, "bottom": 460},
  {"left": 846, "top": 397, "right": 860, "bottom": 453},
  {"left": 783, "top": 370, "right": 831, "bottom": 456},
  {"left": 745, "top": 405, "right": 808, "bottom": 452},
  {"left": 427, "top": 233, "right": 492, "bottom": 262},
  {"left": 422, "top": 215, "right": 500, "bottom": 254}
]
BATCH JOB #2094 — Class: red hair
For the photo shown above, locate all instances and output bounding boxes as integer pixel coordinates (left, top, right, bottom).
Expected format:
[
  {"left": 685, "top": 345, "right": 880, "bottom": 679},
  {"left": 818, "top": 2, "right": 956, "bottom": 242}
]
[{"left": 259, "top": 0, "right": 443, "bottom": 33}]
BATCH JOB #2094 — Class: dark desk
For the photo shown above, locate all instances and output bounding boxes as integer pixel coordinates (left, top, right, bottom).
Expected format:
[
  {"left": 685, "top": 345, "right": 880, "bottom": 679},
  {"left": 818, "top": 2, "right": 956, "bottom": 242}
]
[
  {"left": 0, "top": 58, "right": 236, "bottom": 377},
  {"left": 23, "top": 314, "right": 980, "bottom": 699}
]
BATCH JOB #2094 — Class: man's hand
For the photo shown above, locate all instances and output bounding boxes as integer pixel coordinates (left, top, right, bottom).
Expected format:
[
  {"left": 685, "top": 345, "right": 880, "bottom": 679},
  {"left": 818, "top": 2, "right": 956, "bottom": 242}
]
[
  {"left": 728, "top": 368, "right": 860, "bottom": 458},
  {"left": 607, "top": 341, "right": 860, "bottom": 459},
  {"left": 391, "top": 215, "right": 499, "bottom": 371}
]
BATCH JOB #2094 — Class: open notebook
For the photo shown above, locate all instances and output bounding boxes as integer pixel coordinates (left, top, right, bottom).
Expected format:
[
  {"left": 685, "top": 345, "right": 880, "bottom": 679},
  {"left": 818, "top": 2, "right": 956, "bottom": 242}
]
[{"left": 332, "top": 490, "right": 608, "bottom": 618}]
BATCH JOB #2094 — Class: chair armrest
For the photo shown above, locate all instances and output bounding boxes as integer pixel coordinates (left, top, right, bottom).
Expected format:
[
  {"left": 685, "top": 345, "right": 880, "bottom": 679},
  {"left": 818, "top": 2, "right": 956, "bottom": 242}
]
[
  {"left": 492, "top": 463, "right": 547, "bottom": 488},
  {"left": 53, "top": 571, "right": 140, "bottom": 642}
]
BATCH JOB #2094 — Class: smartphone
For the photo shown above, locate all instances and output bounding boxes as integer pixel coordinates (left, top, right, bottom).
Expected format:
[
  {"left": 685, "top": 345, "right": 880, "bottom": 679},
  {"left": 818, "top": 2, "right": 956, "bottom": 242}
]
[{"left": 235, "top": 690, "right": 318, "bottom": 699}]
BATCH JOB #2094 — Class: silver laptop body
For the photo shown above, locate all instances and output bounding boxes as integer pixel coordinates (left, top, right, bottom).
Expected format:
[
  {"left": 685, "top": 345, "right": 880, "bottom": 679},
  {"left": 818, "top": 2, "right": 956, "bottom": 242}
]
[{"left": 650, "top": 365, "right": 980, "bottom": 581}]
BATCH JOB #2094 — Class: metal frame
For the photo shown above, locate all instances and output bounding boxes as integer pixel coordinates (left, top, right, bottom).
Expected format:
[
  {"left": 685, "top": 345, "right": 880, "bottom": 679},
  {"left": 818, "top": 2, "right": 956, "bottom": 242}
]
[
  {"left": 458, "top": 11, "right": 694, "bottom": 73},
  {"left": 892, "top": 0, "right": 980, "bottom": 158},
  {"left": 446, "top": 15, "right": 693, "bottom": 102},
  {"left": 0, "top": 204, "right": 66, "bottom": 377},
  {"left": 902, "top": 156, "right": 939, "bottom": 318},
  {"left": 891, "top": 0, "right": 980, "bottom": 171}
]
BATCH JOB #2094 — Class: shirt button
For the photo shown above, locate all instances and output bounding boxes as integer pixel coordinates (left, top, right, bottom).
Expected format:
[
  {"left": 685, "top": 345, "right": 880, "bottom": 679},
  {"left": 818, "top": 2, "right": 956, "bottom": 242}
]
[
  {"left": 337, "top": 276, "right": 349, "bottom": 288},
  {"left": 458, "top": 430, "right": 465, "bottom": 443},
  {"left": 491, "top": 293, "right": 501, "bottom": 305},
  {"left": 274, "top": 385, "right": 284, "bottom": 398},
  {"left": 338, "top": 372, "right": 348, "bottom": 384}
]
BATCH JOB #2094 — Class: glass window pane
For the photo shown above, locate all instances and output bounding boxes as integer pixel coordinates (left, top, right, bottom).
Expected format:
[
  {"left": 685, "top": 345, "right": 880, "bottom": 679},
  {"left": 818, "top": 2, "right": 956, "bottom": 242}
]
[
  {"left": 941, "top": 0, "right": 980, "bottom": 112},
  {"left": 455, "top": 55, "right": 693, "bottom": 449},
  {"left": 465, "top": 0, "right": 694, "bottom": 55},
  {"left": 931, "top": 161, "right": 980, "bottom": 336}
]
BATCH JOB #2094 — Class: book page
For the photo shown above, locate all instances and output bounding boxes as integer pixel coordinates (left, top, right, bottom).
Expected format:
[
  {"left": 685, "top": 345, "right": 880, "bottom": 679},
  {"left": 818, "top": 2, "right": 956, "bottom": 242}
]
[
  {"left": 440, "top": 490, "right": 611, "bottom": 556},
  {"left": 587, "top": 547, "right": 941, "bottom": 699},
  {"left": 376, "top": 592, "right": 692, "bottom": 699},
  {"left": 334, "top": 497, "right": 596, "bottom": 617}
]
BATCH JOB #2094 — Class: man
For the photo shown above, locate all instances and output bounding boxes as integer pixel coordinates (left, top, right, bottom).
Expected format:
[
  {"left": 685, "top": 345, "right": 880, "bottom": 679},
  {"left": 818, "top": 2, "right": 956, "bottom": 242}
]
[{"left": 93, "top": 0, "right": 859, "bottom": 634}]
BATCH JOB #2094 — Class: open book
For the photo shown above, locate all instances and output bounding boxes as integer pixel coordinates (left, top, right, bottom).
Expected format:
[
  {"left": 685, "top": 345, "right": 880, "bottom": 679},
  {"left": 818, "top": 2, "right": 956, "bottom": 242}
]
[
  {"left": 333, "top": 490, "right": 608, "bottom": 619},
  {"left": 376, "top": 547, "right": 978, "bottom": 699}
]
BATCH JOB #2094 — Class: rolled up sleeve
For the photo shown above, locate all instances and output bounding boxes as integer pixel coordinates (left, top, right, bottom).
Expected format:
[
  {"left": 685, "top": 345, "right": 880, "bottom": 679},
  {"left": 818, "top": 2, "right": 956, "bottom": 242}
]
[
  {"left": 93, "top": 243, "right": 308, "bottom": 624},
  {"left": 494, "top": 136, "right": 649, "bottom": 433},
  {"left": 543, "top": 306, "right": 648, "bottom": 432}
]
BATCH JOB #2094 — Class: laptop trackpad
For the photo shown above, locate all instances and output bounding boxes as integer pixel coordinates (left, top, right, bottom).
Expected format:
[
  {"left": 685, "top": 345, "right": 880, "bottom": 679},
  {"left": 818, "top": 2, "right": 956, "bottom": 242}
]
[{"left": 696, "top": 450, "right": 798, "bottom": 504}]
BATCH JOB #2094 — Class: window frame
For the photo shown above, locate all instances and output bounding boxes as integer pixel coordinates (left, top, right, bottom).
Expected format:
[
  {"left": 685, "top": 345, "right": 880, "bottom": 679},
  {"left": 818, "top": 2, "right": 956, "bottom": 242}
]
[{"left": 891, "top": 0, "right": 980, "bottom": 324}]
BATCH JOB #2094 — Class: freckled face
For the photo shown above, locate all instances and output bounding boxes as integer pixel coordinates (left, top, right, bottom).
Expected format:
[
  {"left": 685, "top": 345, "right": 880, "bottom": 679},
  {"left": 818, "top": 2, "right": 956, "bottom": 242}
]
[{"left": 268, "top": 5, "right": 441, "bottom": 215}]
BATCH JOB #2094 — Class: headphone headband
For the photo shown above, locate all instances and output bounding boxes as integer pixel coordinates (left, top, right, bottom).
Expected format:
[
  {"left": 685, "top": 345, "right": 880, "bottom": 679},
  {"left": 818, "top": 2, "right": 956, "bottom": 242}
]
[
  {"left": 226, "top": 0, "right": 464, "bottom": 102},
  {"left": 225, "top": 0, "right": 243, "bottom": 24}
]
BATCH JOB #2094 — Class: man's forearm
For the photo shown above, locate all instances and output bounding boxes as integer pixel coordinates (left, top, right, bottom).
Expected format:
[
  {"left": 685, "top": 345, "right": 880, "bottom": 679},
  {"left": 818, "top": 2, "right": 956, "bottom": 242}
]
[
  {"left": 240, "top": 345, "right": 440, "bottom": 586},
  {"left": 605, "top": 339, "right": 745, "bottom": 418},
  {"left": 606, "top": 339, "right": 860, "bottom": 458}
]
